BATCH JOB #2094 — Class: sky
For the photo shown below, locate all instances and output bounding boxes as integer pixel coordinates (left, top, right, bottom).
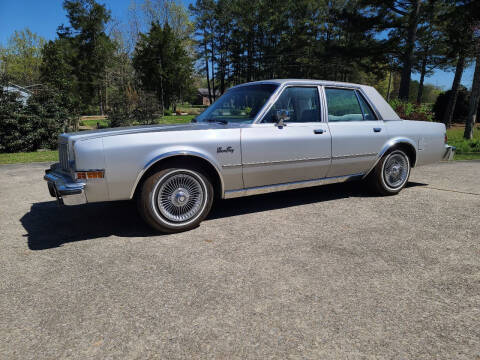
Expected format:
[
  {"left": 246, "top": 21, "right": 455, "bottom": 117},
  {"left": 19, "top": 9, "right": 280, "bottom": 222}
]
[{"left": 0, "top": 0, "right": 475, "bottom": 90}]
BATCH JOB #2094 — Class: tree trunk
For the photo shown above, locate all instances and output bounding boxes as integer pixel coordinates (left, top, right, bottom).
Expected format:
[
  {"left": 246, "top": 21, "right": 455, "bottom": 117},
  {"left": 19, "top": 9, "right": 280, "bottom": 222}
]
[
  {"left": 398, "top": 0, "right": 421, "bottom": 100},
  {"left": 210, "top": 33, "right": 216, "bottom": 102},
  {"left": 442, "top": 54, "right": 465, "bottom": 128},
  {"left": 204, "top": 41, "right": 212, "bottom": 105},
  {"left": 387, "top": 71, "right": 393, "bottom": 101},
  {"left": 99, "top": 87, "right": 104, "bottom": 116},
  {"left": 417, "top": 55, "right": 427, "bottom": 104},
  {"left": 464, "top": 53, "right": 480, "bottom": 139}
]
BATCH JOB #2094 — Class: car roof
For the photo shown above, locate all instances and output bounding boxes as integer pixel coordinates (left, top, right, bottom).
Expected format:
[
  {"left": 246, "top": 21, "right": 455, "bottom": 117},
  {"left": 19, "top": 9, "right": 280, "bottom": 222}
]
[{"left": 232, "top": 79, "right": 365, "bottom": 89}]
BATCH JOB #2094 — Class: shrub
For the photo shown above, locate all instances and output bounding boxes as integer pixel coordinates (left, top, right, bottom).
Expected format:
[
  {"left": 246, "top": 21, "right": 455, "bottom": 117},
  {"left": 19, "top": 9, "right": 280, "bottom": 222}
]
[
  {"left": 390, "top": 99, "right": 433, "bottom": 121},
  {"left": 432, "top": 88, "right": 469, "bottom": 123},
  {"left": 0, "top": 85, "right": 68, "bottom": 152}
]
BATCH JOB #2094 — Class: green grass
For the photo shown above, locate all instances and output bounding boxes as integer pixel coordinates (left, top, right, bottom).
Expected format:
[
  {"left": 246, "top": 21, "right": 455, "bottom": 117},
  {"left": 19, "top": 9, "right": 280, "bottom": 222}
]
[
  {"left": 0, "top": 150, "right": 58, "bottom": 164},
  {"left": 80, "top": 118, "right": 109, "bottom": 128},
  {"left": 446, "top": 126, "right": 480, "bottom": 158},
  {"left": 155, "top": 115, "right": 195, "bottom": 124},
  {"left": 453, "top": 153, "right": 480, "bottom": 160}
]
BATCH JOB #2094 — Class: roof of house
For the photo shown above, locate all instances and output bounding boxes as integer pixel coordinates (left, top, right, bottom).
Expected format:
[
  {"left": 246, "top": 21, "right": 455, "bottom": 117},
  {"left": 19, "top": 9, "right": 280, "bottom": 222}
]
[
  {"left": 197, "top": 88, "right": 221, "bottom": 97},
  {"left": 3, "top": 85, "right": 31, "bottom": 106}
]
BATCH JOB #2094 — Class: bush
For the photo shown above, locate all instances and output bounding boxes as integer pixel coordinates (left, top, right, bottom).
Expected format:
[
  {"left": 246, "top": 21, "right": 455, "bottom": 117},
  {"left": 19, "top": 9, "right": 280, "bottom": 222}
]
[
  {"left": 0, "top": 85, "right": 68, "bottom": 152},
  {"left": 432, "top": 88, "right": 469, "bottom": 123},
  {"left": 390, "top": 99, "right": 433, "bottom": 121}
]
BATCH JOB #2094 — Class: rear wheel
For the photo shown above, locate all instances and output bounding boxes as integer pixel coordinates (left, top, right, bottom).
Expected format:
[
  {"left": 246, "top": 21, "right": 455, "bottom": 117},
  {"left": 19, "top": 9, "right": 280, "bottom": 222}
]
[
  {"left": 368, "top": 148, "right": 410, "bottom": 195},
  {"left": 138, "top": 166, "right": 214, "bottom": 233}
]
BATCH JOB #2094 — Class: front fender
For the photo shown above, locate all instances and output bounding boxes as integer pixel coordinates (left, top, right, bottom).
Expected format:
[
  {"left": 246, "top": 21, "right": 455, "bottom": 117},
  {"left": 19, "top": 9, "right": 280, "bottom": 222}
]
[
  {"left": 129, "top": 147, "right": 225, "bottom": 199},
  {"left": 102, "top": 128, "right": 242, "bottom": 201}
]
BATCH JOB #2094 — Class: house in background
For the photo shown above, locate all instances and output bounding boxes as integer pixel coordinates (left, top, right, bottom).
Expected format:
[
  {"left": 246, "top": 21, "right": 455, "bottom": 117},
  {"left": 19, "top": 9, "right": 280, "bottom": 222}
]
[{"left": 196, "top": 88, "right": 221, "bottom": 106}]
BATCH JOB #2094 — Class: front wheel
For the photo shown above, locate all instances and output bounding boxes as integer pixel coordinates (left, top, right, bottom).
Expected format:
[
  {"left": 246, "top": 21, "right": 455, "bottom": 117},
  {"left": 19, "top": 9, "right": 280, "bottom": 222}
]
[
  {"left": 138, "top": 167, "right": 214, "bottom": 233},
  {"left": 368, "top": 149, "right": 411, "bottom": 195}
]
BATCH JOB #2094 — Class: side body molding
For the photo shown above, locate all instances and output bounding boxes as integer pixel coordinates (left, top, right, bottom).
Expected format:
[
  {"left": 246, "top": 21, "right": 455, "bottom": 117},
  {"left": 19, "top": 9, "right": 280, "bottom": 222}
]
[
  {"left": 129, "top": 150, "right": 225, "bottom": 199},
  {"left": 362, "top": 137, "right": 417, "bottom": 178}
]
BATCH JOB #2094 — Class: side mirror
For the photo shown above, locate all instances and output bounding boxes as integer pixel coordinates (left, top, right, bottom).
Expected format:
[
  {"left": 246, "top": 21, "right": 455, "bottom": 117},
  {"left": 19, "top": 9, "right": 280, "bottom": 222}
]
[{"left": 274, "top": 109, "right": 290, "bottom": 127}]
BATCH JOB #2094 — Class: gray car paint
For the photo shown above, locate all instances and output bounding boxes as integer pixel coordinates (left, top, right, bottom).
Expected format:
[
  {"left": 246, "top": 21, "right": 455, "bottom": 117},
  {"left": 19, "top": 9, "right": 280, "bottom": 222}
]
[{"left": 54, "top": 79, "right": 447, "bottom": 203}]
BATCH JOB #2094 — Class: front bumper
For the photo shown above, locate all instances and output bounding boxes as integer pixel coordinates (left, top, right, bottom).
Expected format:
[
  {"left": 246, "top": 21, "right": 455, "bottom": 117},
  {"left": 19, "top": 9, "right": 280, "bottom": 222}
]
[
  {"left": 44, "top": 164, "right": 86, "bottom": 205},
  {"left": 443, "top": 145, "right": 456, "bottom": 161}
]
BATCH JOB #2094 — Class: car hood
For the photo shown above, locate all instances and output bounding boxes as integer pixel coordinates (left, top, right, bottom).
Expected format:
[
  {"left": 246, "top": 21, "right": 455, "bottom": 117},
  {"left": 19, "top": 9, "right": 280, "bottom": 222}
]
[{"left": 59, "top": 122, "right": 232, "bottom": 143}]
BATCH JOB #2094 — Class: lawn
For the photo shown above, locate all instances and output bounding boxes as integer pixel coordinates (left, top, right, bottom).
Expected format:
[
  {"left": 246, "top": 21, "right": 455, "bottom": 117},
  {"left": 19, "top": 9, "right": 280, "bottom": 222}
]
[
  {"left": 80, "top": 115, "right": 195, "bottom": 129},
  {"left": 80, "top": 118, "right": 109, "bottom": 128},
  {"left": 446, "top": 125, "right": 480, "bottom": 160},
  {"left": 0, "top": 150, "right": 58, "bottom": 164},
  {"left": 155, "top": 115, "right": 195, "bottom": 124}
]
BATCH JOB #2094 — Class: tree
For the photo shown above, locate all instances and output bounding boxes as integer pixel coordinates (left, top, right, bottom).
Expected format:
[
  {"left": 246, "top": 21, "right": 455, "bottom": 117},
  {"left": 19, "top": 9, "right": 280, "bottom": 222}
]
[
  {"left": 58, "top": 0, "right": 115, "bottom": 114},
  {"left": 0, "top": 28, "right": 46, "bottom": 86},
  {"left": 133, "top": 22, "right": 193, "bottom": 115},
  {"left": 189, "top": 0, "right": 217, "bottom": 103},
  {"left": 128, "top": 0, "right": 194, "bottom": 53},
  {"left": 464, "top": 25, "right": 480, "bottom": 139},
  {"left": 359, "top": 0, "right": 425, "bottom": 100},
  {"left": 413, "top": 3, "right": 451, "bottom": 104},
  {"left": 0, "top": 75, "right": 68, "bottom": 152},
  {"left": 438, "top": 0, "right": 477, "bottom": 127}
]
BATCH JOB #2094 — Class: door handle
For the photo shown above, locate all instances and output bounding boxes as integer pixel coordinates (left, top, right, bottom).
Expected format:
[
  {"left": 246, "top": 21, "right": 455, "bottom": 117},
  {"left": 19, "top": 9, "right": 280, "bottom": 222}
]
[
  {"left": 373, "top": 127, "right": 382, "bottom": 133},
  {"left": 314, "top": 129, "right": 325, "bottom": 134}
]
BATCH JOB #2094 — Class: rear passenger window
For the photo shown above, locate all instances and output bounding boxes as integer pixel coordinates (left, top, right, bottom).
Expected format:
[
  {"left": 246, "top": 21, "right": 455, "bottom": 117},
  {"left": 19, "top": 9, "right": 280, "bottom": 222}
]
[
  {"left": 356, "top": 92, "right": 377, "bottom": 120},
  {"left": 325, "top": 88, "right": 376, "bottom": 122}
]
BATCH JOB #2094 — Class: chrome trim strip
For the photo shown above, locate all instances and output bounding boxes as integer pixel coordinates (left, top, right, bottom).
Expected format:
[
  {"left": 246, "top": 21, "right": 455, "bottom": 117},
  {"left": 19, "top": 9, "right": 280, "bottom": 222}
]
[
  {"left": 362, "top": 137, "right": 417, "bottom": 179},
  {"left": 318, "top": 86, "right": 329, "bottom": 124},
  {"left": 243, "top": 156, "right": 331, "bottom": 167},
  {"left": 332, "top": 153, "right": 377, "bottom": 160},
  {"left": 222, "top": 164, "right": 242, "bottom": 169},
  {"left": 224, "top": 173, "right": 363, "bottom": 199},
  {"left": 129, "top": 150, "right": 225, "bottom": 199}
]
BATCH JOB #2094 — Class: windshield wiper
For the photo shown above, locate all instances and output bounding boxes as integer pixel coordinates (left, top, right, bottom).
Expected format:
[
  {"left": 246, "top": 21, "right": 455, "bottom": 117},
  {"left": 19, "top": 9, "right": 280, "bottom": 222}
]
[{"left": 206, "top": 118, "right": 228, "bottom": 125}]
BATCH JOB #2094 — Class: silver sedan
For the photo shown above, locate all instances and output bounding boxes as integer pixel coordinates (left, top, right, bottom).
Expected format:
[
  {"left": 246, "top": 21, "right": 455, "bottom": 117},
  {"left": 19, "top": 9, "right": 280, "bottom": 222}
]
[{"left": 45, "top": 79, "right": 455, "bottom": 232}]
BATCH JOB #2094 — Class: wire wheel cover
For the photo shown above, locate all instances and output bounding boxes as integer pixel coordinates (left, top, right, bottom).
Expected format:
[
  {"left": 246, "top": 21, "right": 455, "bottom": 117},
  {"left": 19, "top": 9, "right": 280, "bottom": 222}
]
[
  {"left": 383, "top": 153, "right": 409, "bottom": 189},
  {"left": 157, "top": 173, "right": 205, "bottom": 223}
]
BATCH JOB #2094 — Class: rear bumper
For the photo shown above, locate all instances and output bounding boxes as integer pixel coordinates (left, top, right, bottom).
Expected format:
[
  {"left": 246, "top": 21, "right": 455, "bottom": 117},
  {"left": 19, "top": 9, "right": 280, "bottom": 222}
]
[
  {"left": 443, "top": 145, "right": 456, "bottom": 161},
  {"left": 44, "top": 164, "right": 86, "bottom": 205}
]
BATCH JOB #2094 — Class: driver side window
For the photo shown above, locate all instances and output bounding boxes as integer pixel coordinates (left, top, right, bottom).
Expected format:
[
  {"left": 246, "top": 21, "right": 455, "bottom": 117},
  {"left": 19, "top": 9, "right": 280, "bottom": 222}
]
[{"left": 262, "top": 87, "right": 321, "bottom": 123}]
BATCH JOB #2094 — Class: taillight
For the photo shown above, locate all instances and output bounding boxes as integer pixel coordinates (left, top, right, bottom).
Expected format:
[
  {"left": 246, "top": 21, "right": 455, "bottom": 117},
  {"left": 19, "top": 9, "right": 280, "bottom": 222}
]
[{"left": 445, "top": 133, "right": 448, "bottom": 144}]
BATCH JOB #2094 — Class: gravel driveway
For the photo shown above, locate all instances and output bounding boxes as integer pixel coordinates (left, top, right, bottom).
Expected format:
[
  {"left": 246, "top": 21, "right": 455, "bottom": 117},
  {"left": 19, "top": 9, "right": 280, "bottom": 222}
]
[{"left": 1, "top": 161, "right": 479, "bottom": 359}]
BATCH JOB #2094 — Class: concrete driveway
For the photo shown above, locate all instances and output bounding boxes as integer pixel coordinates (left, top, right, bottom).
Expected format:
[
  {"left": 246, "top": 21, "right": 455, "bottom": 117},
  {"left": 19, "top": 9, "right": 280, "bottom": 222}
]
[{"left": 0, "top": 161, "right": 479, "bottom": 359}]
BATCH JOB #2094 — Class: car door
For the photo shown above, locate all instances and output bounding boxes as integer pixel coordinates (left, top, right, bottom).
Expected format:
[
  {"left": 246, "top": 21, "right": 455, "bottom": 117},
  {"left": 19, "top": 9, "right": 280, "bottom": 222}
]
[
  {"left": 323, "top": 87, "right": 388, "bottom": 178},
  {"left": 241, "top": 86, "right": 332, "bottom": 188}
]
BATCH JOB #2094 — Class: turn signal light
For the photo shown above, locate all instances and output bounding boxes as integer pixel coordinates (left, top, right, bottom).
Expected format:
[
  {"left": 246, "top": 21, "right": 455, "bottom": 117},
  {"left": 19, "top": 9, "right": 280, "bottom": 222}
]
[{"left": 75, "top": 170, "right": 104, "bottom": 180}]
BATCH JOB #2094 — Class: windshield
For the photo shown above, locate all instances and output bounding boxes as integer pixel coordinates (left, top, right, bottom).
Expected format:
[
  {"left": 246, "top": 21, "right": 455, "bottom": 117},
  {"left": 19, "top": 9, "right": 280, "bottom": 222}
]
[{"left": 196, "top": 84, "right": 278, "bottom": 124}]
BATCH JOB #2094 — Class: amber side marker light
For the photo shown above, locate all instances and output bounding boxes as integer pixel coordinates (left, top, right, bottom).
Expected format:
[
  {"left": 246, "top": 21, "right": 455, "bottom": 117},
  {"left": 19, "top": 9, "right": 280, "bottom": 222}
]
[{"left": 76, "top": 170, "right": 104, "bottom": 180}]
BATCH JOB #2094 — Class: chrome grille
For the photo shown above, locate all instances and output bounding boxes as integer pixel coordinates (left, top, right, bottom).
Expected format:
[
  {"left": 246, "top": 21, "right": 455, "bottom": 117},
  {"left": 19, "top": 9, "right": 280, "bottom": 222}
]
[{"left": 59, "top": 143, "right": 69, "bottom": 169}]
